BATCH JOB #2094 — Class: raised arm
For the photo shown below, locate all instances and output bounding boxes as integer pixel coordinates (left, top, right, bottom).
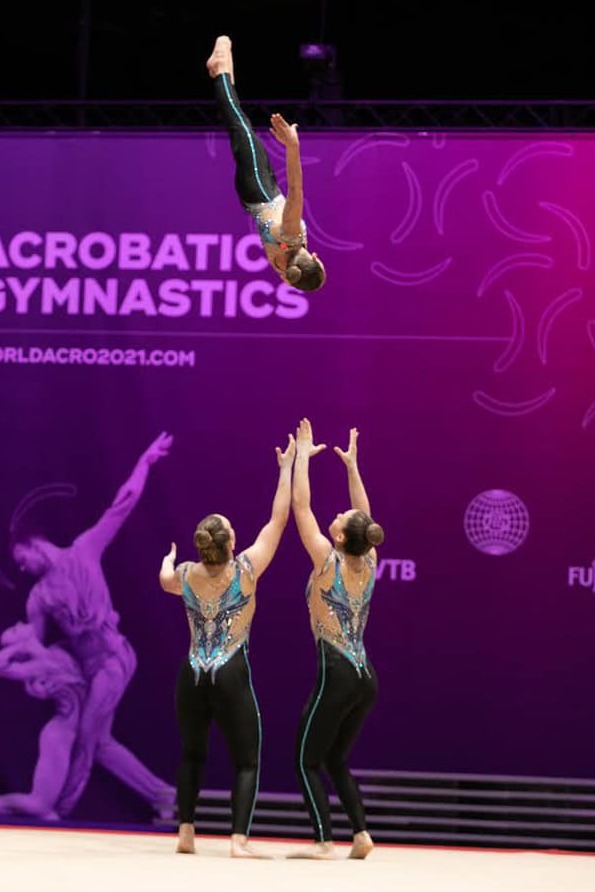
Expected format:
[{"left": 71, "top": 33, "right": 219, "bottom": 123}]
[
  {"left": 242, "top": 433, "right": 296, "bottom": 578},
  {"left": 270, "top": 113, "right": 304, "bottom": 240},
  {"left": 292, "top": 418, "right": 332, "bottom": 570},
  {"left": 334, "top": 427, "right": 371, "bottom": 515},
  {"left": 76, "top": 432, "right": 173, "bottom": 555},
  {"left": 159, "top": 542, "right": 182, "bottom": 595}
]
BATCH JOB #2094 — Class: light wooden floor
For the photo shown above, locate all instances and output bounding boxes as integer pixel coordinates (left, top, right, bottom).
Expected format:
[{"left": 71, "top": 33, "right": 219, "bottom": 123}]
[{"left": 2, "top": 826, "right": 595, "bottom": 892}]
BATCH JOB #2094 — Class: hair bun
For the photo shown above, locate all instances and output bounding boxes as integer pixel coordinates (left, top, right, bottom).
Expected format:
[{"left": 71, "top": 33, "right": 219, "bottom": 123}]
[
  {"left": 194, "top": 529, "right": 212, "bottom": 549},
  {"left": 286, "top": 265, "right": 302, "bottom": 284},
  {"left": 366, "top": 522, "right": 385, "bottom": 546}
]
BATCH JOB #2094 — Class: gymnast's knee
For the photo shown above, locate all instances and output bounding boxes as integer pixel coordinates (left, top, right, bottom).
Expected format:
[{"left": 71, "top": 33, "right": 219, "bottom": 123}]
[
  {"left": 234, "top": 752, "right": 259, "bottom": 774},
  {"left": 324, "top": 753, "right": 348, "bottom": 779},
  {"left": 296, "top": 748, "right": 323, "bottom": 774}
]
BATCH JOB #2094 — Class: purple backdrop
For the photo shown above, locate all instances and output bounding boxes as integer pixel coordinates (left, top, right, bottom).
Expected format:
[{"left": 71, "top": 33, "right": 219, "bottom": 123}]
[{"left": 0, "top": 130, "right": 594, "bottom": 825}]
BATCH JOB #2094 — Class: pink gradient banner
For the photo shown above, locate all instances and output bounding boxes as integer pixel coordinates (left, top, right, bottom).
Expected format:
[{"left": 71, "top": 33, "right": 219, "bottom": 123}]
[{"left": 0, "top": 130, "right": 594, "bottom": 826}]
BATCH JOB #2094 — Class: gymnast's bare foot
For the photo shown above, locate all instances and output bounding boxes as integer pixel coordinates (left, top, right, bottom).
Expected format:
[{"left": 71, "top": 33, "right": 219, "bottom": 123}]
[
  {"left": 207, "top": 35, "right": 234, "bottom": 83},
  {"left": 286, "top": 842, "right": 336, "bottom": 860},
  {"left": 175, "top": 822, "right": 196, "bottom": 854},
  {"left": 230, "top": 833, "right": 271, "bottom": 858},
  {"left": 348, "top": 830, "right": 374, "bottom": 860}
]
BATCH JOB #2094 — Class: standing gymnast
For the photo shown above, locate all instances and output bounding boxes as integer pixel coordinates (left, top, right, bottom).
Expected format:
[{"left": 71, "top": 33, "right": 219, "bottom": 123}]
[
  {"left": 290, "top": 418, "right": 384, "bottom": 859},
  {"left": 159, "top": 433, "right": 295, "bottom": 857}
]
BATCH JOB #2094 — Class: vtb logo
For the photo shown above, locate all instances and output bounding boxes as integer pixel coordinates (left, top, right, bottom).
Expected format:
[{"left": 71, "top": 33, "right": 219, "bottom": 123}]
[
  {"left": 568, "top": 563, "right": 595, "bottom": 592},
  {"left": 376, "top": 559, "right": 416, "bottom": 582}
]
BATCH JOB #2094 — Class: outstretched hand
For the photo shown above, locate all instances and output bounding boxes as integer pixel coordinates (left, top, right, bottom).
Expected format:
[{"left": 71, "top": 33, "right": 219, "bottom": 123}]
[
  {"left": 296, "top": 418, "right": 326, "bottom": 458},
  {"left": 276, "top": 433, "right": 296, "bottom": 468},
  {"left": 269, "top": 113, "right": 300, "bottom": 149},
  {"left": 163, "top": 542, "right": 177, "bottom": 564},
  {"left": 333, "top": 427, "right": 359, "bottom": 467},
  {"left": 143, "top": 431, "right": 174, "bottom": 465}
]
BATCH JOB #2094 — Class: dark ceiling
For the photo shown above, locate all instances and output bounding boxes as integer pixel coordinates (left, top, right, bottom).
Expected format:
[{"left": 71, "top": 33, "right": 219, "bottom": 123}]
[{"left": 0, "top": 2, "right": 590, "bottom": 103}]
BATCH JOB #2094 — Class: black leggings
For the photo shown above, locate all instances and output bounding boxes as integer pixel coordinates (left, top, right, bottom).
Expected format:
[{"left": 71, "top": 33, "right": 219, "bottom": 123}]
[
  {"left": 213, "top": 72, "right": 282, "bottom": 206},
  {"left": 295, "top": 639, "right": 378, "bottom": 842},
  {"left": 175, "top": 645, "right": 261, "bottom": 835}
]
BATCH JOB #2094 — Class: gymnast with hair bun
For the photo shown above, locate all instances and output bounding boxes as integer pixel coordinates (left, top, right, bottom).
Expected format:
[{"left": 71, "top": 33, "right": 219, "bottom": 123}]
[
  {"left": 159, "top": 432, "right": 295, "bottom": 858},
  {"left": 289, "top": 418, "right": 385, "bottom": 860}
]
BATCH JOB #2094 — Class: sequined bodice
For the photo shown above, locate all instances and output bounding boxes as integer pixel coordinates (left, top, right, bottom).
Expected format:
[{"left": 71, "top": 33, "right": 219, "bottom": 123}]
[
  {"left": 306, "top": 550, "right": 375, "bottom": 673},
  {"left": 181, "top": 554, "right": 255, "bottom": 681},
  {"left": 244, "top": 194, "right": 307, "bottom": 248}
]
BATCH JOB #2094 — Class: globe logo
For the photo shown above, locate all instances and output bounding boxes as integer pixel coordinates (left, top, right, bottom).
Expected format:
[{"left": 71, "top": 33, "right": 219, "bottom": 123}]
[{"left": 464, "top": 489, "right": 530, "bottom": 555}]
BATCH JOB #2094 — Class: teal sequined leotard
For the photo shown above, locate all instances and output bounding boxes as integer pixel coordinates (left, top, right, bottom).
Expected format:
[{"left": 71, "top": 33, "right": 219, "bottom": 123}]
[
  {"left": 180, "top": 553, "right": 255, "bottom": 682},
  {"left": 306, "top": 549, "right": 376, "bottom": 675},
  {"left": 244, "top": 194, "right": 307, "bottom": 249}
]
